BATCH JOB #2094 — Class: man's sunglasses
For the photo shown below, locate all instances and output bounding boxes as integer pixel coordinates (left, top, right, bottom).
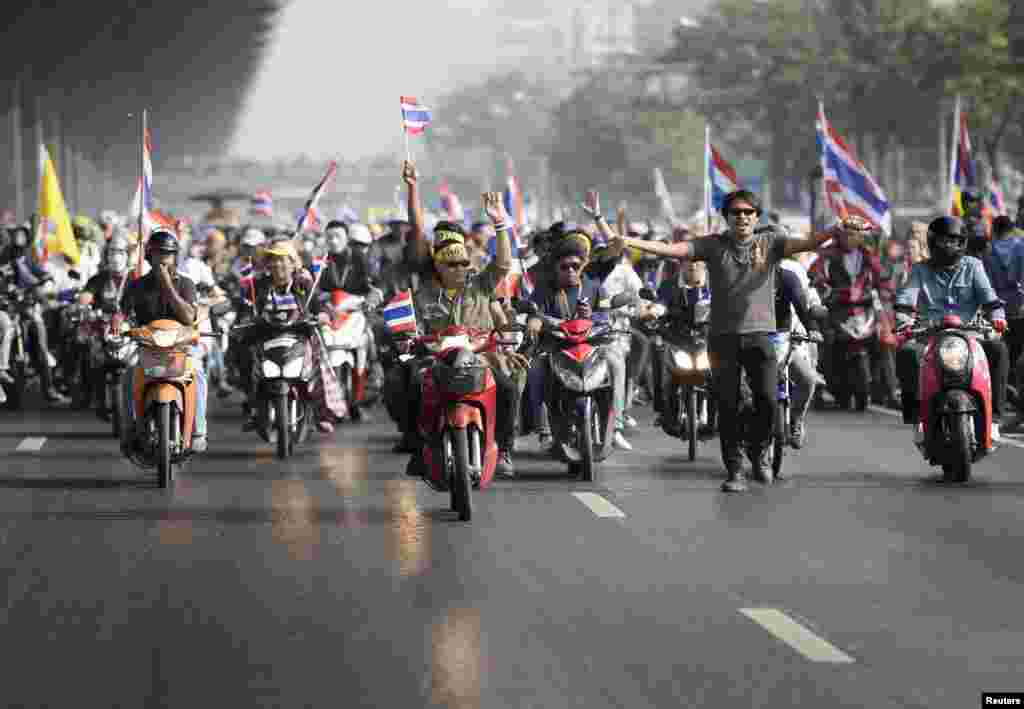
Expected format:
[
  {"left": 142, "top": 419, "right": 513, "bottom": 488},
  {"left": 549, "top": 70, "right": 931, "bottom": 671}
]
[
  {"left": 559, "top": 262, "right": 584, "bottom": 272},
  {"left": 728, "top": 208, "right": 758, "bottom": 217}
]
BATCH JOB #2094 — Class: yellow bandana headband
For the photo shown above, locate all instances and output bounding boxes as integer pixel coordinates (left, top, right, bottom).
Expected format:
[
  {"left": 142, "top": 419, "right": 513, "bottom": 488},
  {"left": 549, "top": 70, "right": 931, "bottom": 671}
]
[
  {"left": 433, "top": 242, "right": 469, "bottom": 264},
  {"left": 433, "top": 230, "right": 469, "bottom": 263}
]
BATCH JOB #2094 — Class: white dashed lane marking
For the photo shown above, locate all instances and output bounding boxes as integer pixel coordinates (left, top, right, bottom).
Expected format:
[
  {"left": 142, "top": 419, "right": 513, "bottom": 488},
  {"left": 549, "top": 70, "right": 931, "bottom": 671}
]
[
  {"left": 571, "top": 492, "right": 626, "bottom": 518},
  {"left": 740, "top": 608, "right": 855, "bottom": 663},
  {"left": 15, "top": 437, "right": 46, "bottom": 452}
]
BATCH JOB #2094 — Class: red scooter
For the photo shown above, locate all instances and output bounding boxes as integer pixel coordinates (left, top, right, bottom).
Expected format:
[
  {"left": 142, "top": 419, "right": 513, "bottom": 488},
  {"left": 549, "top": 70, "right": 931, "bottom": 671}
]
[
  {"left": 903, "top": 314, "right": 996, "bottom": 483},
  {"left": 412, "top": 326, "right": 501, "bottom": 521}
]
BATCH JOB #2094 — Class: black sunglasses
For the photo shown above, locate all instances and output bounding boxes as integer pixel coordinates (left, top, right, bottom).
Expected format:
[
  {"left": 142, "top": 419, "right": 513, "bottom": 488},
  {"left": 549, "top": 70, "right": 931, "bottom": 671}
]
[
  {"left": 728, "top": 208, "right": 758, "bottom": 217},
  {"left": 560, "top": 262, "right": 583, "bottom": 272}
]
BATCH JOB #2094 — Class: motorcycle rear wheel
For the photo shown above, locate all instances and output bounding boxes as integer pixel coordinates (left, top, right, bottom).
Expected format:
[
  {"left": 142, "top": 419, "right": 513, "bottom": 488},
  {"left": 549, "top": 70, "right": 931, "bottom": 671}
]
[
  {"left": 110, "top": 379, "right": 123, "bottom": 439},
  {"left": 6, "top": 357, "right": 26, "bottom": 411}
]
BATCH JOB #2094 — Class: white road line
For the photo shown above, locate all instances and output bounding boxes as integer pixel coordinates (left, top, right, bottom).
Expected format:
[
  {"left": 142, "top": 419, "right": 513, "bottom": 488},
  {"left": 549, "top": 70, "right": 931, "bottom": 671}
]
[
  {"left": 15, "top": 437, "right": 46, "bottom": 452},
  {"left": 869, "top": 405, "right": 1024, "bottom": 450},
  {"left": 571, "top": 492, "right": 626, "bottom": 518},
  {"left": 739, "top": 608, "right": 855, "bottom": 663}
]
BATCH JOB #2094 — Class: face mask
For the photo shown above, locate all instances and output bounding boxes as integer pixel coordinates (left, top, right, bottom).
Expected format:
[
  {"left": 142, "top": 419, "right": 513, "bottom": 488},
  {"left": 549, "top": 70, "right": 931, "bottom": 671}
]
[
  {"left": 109, "top": 252, "right": 129, "bottom": 273},
  {"left": 326, "top": 230, "right": 348, "bottom": 254}
]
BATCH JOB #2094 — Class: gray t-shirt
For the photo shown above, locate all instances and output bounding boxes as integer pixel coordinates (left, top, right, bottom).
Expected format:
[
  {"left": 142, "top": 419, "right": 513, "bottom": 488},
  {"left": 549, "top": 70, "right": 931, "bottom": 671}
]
[{"left": 689, "top": 229, "right": 787, "bottom": 335}]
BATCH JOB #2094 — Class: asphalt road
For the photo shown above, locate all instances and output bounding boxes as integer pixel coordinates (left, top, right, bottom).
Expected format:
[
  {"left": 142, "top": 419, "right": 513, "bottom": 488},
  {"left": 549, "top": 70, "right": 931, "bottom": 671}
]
[{"left": 2, "top": 393, "right": 1023, "bottom": 708}]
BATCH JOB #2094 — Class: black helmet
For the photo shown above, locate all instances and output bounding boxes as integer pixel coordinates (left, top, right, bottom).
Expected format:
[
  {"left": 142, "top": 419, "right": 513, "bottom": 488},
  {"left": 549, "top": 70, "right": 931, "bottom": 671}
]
[
  {"left": 927, "top": 216, "right": 966, "bottom": 266},
  {"left": 146, "top": 228, "right": 180, "bottom": 255},
  {"left": 961, "top": 190, "right": 981, "bottom": 205}
]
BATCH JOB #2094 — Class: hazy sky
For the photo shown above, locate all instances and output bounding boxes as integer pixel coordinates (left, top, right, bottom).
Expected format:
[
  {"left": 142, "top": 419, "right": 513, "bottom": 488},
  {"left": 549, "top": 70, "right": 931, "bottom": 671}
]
[{"left": 232, "top": 0, "right": 516, "bottom": 161}]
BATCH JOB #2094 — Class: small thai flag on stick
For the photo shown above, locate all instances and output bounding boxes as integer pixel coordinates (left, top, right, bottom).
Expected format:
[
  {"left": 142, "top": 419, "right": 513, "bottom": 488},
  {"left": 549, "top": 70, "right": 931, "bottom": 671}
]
[
  {"left": 383, "top": 290, "right": 417, "bottom": 334},
  {"left": 400, "top": 96, "right": 432, "bottom": 162}
]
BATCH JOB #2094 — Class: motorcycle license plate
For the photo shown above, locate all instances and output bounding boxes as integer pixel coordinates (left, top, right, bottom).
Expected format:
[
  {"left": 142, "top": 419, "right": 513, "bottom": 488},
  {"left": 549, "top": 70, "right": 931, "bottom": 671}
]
[
  {"left": 265, "top": 336, "right": 299, "bottom": 350},
  {"left": 141, "top": 349, "right": 187, "bottom": 378}
]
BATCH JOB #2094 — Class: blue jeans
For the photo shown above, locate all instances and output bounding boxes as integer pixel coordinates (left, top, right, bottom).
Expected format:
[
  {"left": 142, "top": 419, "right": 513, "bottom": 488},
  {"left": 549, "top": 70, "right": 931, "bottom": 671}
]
[{"left": 121, "top": 344, "right": 208, "bottom": 440}]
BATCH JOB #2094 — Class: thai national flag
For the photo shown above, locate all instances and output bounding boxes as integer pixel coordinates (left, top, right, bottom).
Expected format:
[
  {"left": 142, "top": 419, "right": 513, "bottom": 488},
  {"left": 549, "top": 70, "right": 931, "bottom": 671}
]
[
  {"left": 129, "top": 129, "right": 160, "bottom": 232},
  {"left": 949, "top": 98, "right": 977, "bottom": 218},
  {"left": 272, "top": 293, "right": 298, "bottom": 311},
  {"left": 989, "top": 178, "right": 1007, "bottom": 217},
  {"left": 383, "top": 290, "right": 417, "bottom": 334},
  {"left": 816, "top": 102, "right": 892, "bottom": 234},
  {"left": 400, "top": 96, "right": 432, "bottom": 136},
  {"left": 310, "top": 255, "right": 326, "bottom": 278},
  {"left": 251, "top": 191, "right": 274, "bottom": 217},
  {"left": 706, "top": 141, "right": 741, "bottom": 213},
  {"left": 296, "top": 162, "right": 337, "bottom": 234}
]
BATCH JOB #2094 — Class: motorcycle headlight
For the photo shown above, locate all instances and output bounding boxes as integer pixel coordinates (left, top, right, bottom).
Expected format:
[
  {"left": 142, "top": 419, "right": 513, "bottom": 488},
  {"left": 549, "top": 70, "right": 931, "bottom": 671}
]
[
  {"left": 582, "top": 359, "right": 609, "bottom": 390},
  {"left": 152, "top": 330, "right": 178, "bottom": 348},
  {"left": 938, "top": 336, "right": 970, "bottom": 373},
  {"left": 116, "top": 344, "right": 136, "bottom": 361},
  {"left": 671, "top": 349, "right": 693, "bottom": 370},
  {"left": 262, "top": 360, "right": 281, "bottom": 378},
  {"left": 694, "top": 351, "right": 710, "bottom": 370},
  {"left": 282, "top": 357, "right": 304, "bottom": 379},
  {"left": 551, "top": 355, "right": 584, "bottom": 391}
]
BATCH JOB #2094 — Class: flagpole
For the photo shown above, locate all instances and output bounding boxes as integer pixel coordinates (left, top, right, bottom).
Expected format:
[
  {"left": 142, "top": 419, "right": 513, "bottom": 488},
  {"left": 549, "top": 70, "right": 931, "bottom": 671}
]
[
  {"left": 137, "top": 108, "right": 146, "bottom": 276},
  {"left": 401, "top": 110, "right": 411, "bottom": 164},
  {"left": 947, "top": 94, "right": 960, "bottom": 217},
  {"left": 704, "top": 123, "right": 712, "bottom": 235}
]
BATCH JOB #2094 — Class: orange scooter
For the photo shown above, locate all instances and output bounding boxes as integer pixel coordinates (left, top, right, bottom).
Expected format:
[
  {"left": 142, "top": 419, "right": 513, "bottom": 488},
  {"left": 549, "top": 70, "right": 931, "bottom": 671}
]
[{"left": 124, "top": 319, "right": 201, "bottom": 488}]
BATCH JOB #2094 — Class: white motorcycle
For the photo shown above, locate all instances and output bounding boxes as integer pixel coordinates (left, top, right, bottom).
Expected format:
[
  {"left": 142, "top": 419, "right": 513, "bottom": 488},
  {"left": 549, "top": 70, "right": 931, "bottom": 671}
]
[{"left": 319, "top": 289, "right": 373, "bottom": 420}]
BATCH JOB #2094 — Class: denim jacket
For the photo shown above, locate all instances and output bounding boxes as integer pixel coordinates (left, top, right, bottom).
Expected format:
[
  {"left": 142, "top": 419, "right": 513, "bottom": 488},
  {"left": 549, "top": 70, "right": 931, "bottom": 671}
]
[{"left": 895, "top": 256, "right": 1004, "bottom": 324}]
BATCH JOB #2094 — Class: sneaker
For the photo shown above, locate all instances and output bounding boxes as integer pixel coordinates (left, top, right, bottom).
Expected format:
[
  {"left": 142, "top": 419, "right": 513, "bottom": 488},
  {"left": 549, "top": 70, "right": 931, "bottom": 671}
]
[
  {"left": 318, "top": 421, "right": 335, "bottom": 435},
  {"left": 45, "top": 388, "right": 69, "bottom": 404},
  {"left": 191, "top": 435, "right": 208, "bottom": 454},
  {"left": 721, "top": 468, "right": 748, "bottom": 493},
  {"left": 623, "top": 414, "right": 638, "bottom": 429},
  {"left": 913, "top": 422, "right": 925, "bottom": 450},
  {"left": 789, "top": 418, "right": 806, "bottom": 449},
  {"left": 612, "top": 430, "right": 633, "bottom": 451},
  {"left": 992, "top": 422, "right": 1001, "bottom": 443},
  {"left": 495, "top": 449, "right": 516, "bottom": 478},
  {"left": 0, "top": 370, "right": 13, "bottom": 385},
  {"left": 750, "top": 448, "right": 773, "bottom": 484}
]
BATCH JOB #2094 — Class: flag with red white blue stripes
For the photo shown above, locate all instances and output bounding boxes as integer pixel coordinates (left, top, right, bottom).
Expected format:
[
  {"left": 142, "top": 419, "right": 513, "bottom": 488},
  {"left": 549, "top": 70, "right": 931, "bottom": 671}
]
[
  {"left": 816, "top": 102, "right": 892, "bottom": 234},
  {"left": 296, "top": 162, "right": 336, "bottom": 234},
  {"left": 400, "top": 96, "right": 432, "bottom": 136},
  {"left": 251, "top": 191, "right": 274, "bottom": 217}
]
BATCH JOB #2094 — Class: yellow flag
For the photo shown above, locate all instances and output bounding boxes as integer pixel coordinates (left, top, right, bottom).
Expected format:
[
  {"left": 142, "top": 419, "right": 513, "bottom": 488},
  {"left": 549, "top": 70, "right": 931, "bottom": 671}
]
[{"left": 37, "top": 145, "right": 79, "bottom": 265}]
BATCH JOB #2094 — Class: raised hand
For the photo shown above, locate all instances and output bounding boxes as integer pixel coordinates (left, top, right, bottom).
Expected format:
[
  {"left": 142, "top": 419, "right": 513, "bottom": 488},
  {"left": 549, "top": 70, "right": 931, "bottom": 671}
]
[
  {"left": 401, "top": 160, "right": 417, "bottom": 187},
  {"left": 581, "top": 189, "right": 601, "bottom": 220},
  {"left": 482, "top": 191, "right": 507, "bottom": 224}
]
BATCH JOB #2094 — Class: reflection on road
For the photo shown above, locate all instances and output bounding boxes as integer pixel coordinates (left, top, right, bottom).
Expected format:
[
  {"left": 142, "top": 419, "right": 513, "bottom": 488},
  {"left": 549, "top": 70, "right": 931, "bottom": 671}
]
[
  {"left": 384, "top": 480, "right": 429, "bottom": 577},
  {"left": 432, "top": 607, "right": 481, "bottom": 709},
  {"left": 270, "top": 479, "right": 319, "bottom": 560}
]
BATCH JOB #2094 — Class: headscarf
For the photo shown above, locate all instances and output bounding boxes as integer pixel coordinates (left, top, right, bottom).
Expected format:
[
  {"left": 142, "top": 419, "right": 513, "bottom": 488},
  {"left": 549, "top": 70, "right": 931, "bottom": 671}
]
[{"left": 432, "top": 223, "right": 470, "bottom": 265}]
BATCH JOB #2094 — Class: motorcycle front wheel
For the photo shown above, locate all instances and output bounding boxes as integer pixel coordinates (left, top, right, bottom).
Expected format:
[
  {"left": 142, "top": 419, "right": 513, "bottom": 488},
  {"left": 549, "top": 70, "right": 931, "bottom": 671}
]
[
  {"left": 450, "top": 427, "right": 473, "bottom": 521},
  {"left": 157, "top": 402, "right": 173, "bottom": 489},
  {"left": 579, "top": 396, "right": 596, "bottom": 483},
  {"left": 686, "top": 386, "right": 698, "bottom": 461},
  {"left": 275, "top": 394, "right": 290, "bottom": 460},
  {"left": 942, "top": 412, "right": 973, "bottom": 483}
]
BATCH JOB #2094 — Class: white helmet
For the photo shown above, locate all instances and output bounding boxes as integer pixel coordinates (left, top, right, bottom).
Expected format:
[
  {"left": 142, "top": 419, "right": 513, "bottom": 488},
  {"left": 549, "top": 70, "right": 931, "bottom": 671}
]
[
  {"left": 347, "top": 223, "right": 373, "bottom": 246},
  {"left": 241, "top": 227, "right": 266, "bottom": 247}
]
